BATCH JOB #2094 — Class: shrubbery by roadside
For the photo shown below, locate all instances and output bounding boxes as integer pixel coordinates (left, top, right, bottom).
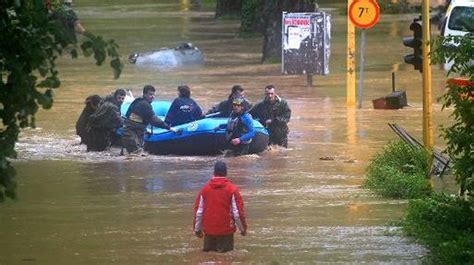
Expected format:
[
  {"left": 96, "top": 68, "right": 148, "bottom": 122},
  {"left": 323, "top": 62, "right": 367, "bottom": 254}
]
[
  {"left": 400, "top": 32, "right": 474, "bottom": 265},
  {"left": 365, "top": 32, "right": 473, "bottom": 264},
  {"left": 403, "top": 193, "right": 474, "bottom": 264},
  {"left": 364, "top": 140, "right": 432, "bottom": 199}
]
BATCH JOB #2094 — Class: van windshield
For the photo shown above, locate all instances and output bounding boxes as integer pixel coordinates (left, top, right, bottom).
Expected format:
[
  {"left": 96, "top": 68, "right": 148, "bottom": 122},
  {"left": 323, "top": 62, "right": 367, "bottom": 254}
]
[{"left": 448, "top": 6, "right": 474, "bottom": 32}]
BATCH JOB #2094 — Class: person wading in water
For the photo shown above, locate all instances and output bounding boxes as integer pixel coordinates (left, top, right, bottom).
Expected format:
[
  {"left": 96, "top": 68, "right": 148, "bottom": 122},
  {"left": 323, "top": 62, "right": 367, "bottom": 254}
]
[
  {"left": 122, "top": 85, "right": 174, "bottom": 155},
  {"left": 193, "top": 161, "right": 247, "bottom": 252},
  {"left": 225, "top": 97, "right": 255, "bottom": 156}
]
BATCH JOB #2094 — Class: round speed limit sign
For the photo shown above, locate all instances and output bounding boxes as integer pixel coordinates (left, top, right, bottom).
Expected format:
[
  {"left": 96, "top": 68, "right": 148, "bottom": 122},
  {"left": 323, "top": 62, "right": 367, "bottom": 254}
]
[{"left": 349, "top": 0, "right": 380, "bottom": 29}]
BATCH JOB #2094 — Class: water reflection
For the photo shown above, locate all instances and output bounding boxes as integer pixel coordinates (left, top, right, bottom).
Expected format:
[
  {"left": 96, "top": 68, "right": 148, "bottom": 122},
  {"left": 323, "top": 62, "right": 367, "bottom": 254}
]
[
  {"left": 347, "top": 106, "right": 357, "bottom": 144},
  {"left": 180, "top": 0, "right": 202, "bottom": 11}
]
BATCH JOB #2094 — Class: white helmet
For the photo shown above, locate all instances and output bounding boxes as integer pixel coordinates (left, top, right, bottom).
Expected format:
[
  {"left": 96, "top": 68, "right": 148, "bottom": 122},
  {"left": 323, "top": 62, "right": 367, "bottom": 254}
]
[{"left": 64, "top": 0, "right": 73, "bottom": 3}]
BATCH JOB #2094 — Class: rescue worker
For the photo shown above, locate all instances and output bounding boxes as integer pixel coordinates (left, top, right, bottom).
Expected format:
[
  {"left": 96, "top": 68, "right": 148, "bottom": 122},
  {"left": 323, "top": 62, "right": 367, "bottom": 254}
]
[
  {"left": 104, "top": 88, "right": 126, "bottom": 107},
  {"left": 193, "top": 161, "right": 247, "bottom": 253},
  {"left": 249, "top": 85, "right": 291, "bottom": 147},
  {"left": 105, "top": 88, "right": 127, "bottom": 146},
  {"left": 75, "top": 94, "right": 102, "bottom": 146},
  {"left": 50, "top": 0, "right": 86, "bottom": 43},
  {"left": 225, "top": 97, "right": 255, "bottom": 156},
  {"left": 206, "top": 85, "right": 252, "bottom": 118},
  {"left": 164, "top": 85, "right": 203, "bottom": 127},
  {"left": 122, "top": 85, "right": 172, "bottom": 154},
  {"left": 85, "top": 89, "right": 126, "bottom": 151}
]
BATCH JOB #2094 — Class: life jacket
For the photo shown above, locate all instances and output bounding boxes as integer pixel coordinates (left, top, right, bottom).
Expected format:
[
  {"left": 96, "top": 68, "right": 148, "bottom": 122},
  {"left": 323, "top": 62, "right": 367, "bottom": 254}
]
[
  {"left": 125, "top": 97, "right": 148, "bottom": 124},
  {"left": 226, "top": 113, "right": 252, "bottom": 144}
]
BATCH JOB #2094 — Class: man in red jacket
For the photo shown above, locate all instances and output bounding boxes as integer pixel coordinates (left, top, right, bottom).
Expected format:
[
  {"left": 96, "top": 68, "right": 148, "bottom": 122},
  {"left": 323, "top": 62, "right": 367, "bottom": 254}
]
[{"left": 193, "top": 161, "right": 247, "bottom": 252}]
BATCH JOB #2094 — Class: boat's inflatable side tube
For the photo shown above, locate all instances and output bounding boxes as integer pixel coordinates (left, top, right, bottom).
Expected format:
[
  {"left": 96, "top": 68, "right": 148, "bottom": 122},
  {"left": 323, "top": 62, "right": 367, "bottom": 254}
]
[{"left": 120, "top": 101, "right": 269, "bottom": 155}]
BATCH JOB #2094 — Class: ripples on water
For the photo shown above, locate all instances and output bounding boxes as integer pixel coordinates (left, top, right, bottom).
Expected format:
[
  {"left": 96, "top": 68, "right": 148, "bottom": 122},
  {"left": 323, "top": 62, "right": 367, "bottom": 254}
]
[{"left": 1, "top": 0, "right": 455, "bottom": 263}]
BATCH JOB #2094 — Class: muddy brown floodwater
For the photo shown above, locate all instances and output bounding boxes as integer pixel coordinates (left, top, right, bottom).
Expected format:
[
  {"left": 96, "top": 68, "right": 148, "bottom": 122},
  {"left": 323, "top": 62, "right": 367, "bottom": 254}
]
[{"left": 0, "top": 0, "right": 453, "bottom": 264}]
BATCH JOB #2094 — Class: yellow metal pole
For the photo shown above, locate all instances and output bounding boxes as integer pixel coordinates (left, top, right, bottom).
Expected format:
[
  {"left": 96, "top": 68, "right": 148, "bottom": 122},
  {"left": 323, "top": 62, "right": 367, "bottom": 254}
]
[
  {"left": 347, "top": 0, "right": 356, "bottom": 106},
  {"left": 422, "top": 0, "right": 433, "bottom": 153}
]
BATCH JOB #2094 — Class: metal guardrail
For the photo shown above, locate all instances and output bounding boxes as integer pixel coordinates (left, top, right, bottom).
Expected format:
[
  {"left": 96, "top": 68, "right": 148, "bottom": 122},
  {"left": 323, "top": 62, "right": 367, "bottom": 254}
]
[{"left": 388, "top": 123, "right": 451, "bottom": 177}]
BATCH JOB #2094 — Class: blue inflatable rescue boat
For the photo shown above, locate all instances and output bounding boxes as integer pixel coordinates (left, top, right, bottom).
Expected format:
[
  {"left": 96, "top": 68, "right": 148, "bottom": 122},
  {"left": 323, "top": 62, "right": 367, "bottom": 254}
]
[{"left": 120, "top": 100, "right": 269, "bottom": 155}]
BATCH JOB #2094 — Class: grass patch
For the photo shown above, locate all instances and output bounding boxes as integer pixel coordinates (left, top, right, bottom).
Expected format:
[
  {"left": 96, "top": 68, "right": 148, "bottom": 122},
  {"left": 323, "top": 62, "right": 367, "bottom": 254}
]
[{"left": 364, "top": 140, "right": 432, "bottom": 199}]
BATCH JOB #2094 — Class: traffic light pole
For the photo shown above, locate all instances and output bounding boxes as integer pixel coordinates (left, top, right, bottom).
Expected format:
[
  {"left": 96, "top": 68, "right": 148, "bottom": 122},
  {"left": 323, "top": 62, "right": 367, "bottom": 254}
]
[{"left": 422, "top": 0, "right": 433, "bottom": 155}]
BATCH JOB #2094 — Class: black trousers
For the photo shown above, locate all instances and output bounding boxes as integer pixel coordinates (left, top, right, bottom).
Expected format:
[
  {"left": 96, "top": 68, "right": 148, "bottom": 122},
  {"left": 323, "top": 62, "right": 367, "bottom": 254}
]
[
  {"left": 203, "top": 234, "right": 234, "bottom": 253},
  {"left": 86, "top": 129, "right": 110, "bottom": 151},
  {"left": 122, "top": 120, "right": 146, "bottom": 153},
  {"left": 269, "top": 135, "right": 288, "bottom": 148}
]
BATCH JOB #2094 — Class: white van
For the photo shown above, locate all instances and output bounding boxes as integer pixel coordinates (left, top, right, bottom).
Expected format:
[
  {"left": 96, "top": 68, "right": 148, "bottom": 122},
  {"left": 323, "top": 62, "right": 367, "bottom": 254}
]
[{"left": 440, "top": 0, "right": 474, "bottom": 70}]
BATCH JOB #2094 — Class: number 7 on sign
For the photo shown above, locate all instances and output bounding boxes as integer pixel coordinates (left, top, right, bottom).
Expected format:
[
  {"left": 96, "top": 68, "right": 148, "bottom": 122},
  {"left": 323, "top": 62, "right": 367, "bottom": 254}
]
[
  {"left": 349, "top": 0, "right": 380, "bottom": 29},
  {"left": 359, "top": 7, "right": 369, "bottom": 17}
]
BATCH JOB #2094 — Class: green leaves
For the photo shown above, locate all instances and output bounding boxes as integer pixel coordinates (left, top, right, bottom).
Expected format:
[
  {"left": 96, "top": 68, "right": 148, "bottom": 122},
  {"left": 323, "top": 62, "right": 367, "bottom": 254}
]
[
  {"left": 0, "top": 158, "right": 17, "bottom": 202},
  {"left": 431, "top": 34, "right": 474, "bottom": 79},
  {"left": 35, "top": 89, "right": 54, "bottom": 110},
  {"left": 439, "top": 81, "right": 474, "bottom": 195},
  {"left": 80, "top": 31, "right": 123, "bottom": 78},
  {"left": 110, "top": 58, "right": 122, "bottom": 80},
  {"left": 0, "top": 0, "right": 123, "bottom": 201},
  {"left": 432, "top": 33, "right": 474, "bottom": 197},
  {"left": 403, "top": 194, "right": 474, "bottom": 264}
]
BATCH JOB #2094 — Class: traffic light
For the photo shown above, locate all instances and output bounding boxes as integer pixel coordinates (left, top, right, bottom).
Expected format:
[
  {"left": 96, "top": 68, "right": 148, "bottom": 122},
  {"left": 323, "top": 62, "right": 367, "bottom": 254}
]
[{"left": 403, "top": 18, "right": 423, "bottom": 72}]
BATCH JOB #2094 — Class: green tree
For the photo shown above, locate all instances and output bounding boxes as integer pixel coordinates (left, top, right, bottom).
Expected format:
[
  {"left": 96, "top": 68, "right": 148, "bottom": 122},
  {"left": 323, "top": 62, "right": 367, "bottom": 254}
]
[
  {"left": 215, "top": 0, "right": 241, "bottom": 18},
  {"left": 431, "top": 34, "right": 474, "bottom": 197},
  {"left": 241, "top": 0, "right": 264, "bottom": 33},
  {"left": 261, "top": 0, "right": 316, "bottom": 62},
  {"left": 0, "top": 0, "right": 123, "bottom": 201},
  {"left": 213, "top": 0, "right": 316, "bottom": 62}
]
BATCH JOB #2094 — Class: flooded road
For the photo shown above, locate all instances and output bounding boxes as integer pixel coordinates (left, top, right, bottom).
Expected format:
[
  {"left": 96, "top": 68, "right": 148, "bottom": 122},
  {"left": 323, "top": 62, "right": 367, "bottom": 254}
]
[{"left": 0, "top": 0, "right": 452, "bottom": 264}]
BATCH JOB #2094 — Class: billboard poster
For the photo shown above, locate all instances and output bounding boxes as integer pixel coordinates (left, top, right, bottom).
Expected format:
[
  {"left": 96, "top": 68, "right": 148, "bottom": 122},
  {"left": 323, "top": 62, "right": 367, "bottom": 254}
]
[{"left": 282, "top": 12, "right": 331, "bottom": 75}]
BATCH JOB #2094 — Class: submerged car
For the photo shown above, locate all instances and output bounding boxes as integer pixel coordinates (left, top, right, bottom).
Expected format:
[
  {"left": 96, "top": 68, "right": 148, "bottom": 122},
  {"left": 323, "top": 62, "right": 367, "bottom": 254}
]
[{"left": 128, "top": 42, "right": 205, "bottom": 69}]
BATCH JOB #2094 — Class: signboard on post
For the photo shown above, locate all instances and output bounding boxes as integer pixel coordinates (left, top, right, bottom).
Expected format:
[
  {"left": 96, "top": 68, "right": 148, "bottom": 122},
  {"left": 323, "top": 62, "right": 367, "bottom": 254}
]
[
  {"left": 348, "top": 0, "right": 380, "bottom": 29},
  {"left": 347, "top": 0, "right": 380, "bottom": 108},
  {"left": 282, "top": 12, "right": 331, "bottom": 75}
]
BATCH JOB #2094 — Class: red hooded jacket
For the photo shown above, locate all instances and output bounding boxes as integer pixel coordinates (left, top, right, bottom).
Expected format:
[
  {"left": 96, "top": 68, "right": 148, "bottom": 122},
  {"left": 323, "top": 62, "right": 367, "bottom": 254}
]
[{"left": 193, "top": 176, "right": 247, "bottom": 236}]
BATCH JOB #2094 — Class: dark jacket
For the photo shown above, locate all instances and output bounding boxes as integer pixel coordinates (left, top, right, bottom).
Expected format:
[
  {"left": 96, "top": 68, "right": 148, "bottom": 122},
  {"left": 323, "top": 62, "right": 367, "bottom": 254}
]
[
  {"left": 126, "top": 98, "right": 168, "bottom": 129},
  {"left": 76, "top": 95, "right": 103, "bottom": 145},
  {"left": 249, "top": 96, "right": 291, "bottom": 138},
  {"left": 88, "top": 101, "right": 122, "bottom": 132},
  {"left": 76, "top": 105, "right": 95, "bottom": 144},
  {"left": 207, "top": 97, "right": 252, "bottom": 118},
  {"left": 84, "top": 101, "right": 123, "bottom": 151},
  {"left": 165, "top": 97, "right": 203, "bottom": 126}
]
